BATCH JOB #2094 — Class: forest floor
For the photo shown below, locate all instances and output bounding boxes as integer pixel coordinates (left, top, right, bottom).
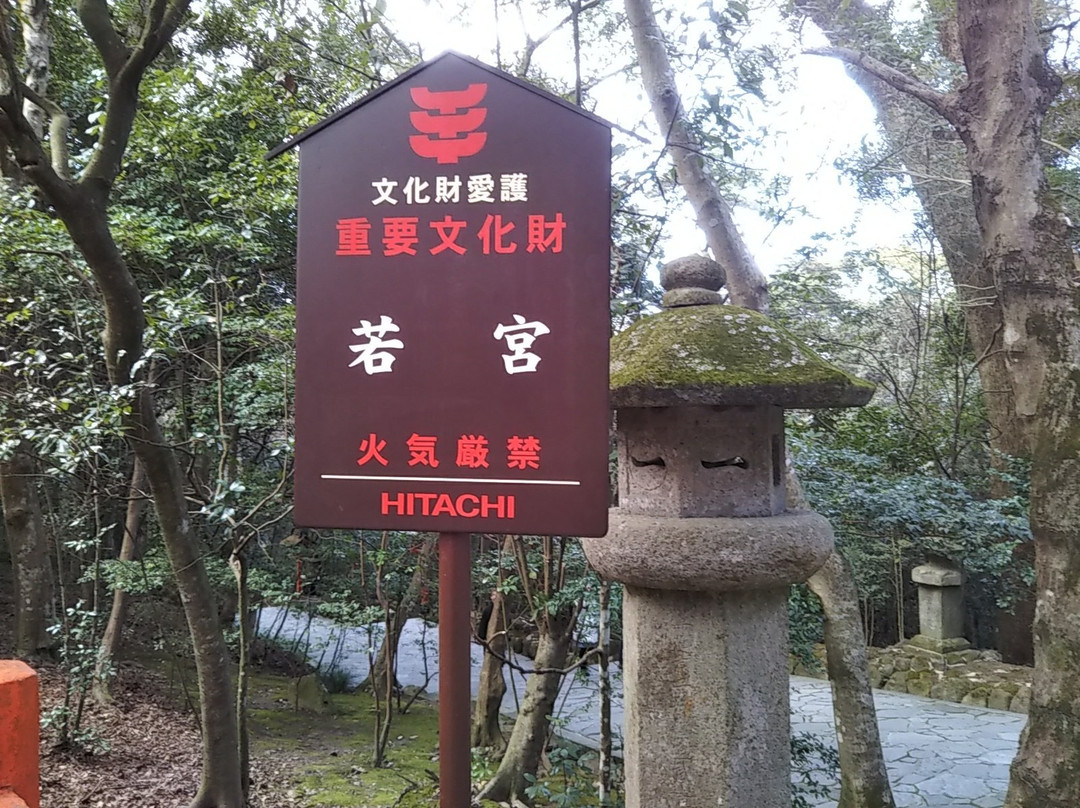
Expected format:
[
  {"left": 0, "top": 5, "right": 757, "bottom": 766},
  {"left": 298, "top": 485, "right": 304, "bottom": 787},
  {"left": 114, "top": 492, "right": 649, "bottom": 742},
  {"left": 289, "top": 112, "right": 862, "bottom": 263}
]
[{"left": 34, "top": 657, "right": 452, "bottom": 808}]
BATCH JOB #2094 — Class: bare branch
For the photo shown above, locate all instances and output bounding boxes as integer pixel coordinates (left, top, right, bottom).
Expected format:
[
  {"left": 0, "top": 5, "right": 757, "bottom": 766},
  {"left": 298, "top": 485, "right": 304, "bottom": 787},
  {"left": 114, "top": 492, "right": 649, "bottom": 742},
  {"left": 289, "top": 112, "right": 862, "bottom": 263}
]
[
  {"left": 517, "top": 0, "right": 605, "bottom": 77},
  {"left": 475, "top": 630, "right": 601, "bottom": 677},
  {"left": 805, "top": 46, "right": 962, "bottom": 127}
]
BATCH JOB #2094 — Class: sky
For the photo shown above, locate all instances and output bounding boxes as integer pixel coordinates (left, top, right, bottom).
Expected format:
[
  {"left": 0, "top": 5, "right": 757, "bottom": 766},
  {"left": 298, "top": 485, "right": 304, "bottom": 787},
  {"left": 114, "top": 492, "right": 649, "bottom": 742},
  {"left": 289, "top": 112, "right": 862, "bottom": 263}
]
[{"left": 381, "top": 0, "right": 919, "bottom": 279}]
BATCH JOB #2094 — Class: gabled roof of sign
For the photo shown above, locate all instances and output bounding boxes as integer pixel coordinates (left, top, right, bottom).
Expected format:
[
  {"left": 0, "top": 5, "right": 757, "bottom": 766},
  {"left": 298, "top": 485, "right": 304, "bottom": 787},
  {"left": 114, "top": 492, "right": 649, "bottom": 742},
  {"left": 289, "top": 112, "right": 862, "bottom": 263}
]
[{"left": 266, "top": 50, "right": 612, "bottom": 160}]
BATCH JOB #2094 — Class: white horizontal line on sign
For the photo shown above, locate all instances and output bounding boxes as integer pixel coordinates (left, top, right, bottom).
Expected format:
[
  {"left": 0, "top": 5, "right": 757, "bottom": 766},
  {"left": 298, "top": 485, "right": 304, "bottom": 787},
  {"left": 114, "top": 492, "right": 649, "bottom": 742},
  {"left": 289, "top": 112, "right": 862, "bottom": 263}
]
[{"left": 321, "top": 474, "right": 581, "bottom": 486}]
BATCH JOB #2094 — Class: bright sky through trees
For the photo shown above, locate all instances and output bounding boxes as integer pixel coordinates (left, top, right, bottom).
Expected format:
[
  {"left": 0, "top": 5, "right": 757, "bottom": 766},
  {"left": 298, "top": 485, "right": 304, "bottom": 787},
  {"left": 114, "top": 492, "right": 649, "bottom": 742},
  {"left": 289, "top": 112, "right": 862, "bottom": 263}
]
[{"left": 384, "top": 0, "right": 919, "bottom": 275}]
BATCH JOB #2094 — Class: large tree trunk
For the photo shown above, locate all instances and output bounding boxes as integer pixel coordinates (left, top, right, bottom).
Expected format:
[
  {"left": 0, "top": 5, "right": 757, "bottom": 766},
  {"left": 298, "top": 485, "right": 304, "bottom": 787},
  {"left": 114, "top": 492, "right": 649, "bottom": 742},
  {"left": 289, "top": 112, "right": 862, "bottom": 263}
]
[
  {"left": 795, "top": 0, "right": 1036, "bottom": 663},
  {"left": 476, "top": 606, "right": 576, "bottom": 803},
  {"left": 94, "top": 455, "right": 149, "bottom": 703},
  {"left": 626, "top": 3, "right": 895, "bottom": 805},
  {"left": 0, "top": 442, "right": 53, "bottom": 658},
  {"left": 472, "top": 589, "right": 507, "bottom": 750},
  {"left": 950, "top": 4, "right": 1080, "bottom": 804},
  {"left": 807, "top": 3, "right": 1080, "bottom": 803}
]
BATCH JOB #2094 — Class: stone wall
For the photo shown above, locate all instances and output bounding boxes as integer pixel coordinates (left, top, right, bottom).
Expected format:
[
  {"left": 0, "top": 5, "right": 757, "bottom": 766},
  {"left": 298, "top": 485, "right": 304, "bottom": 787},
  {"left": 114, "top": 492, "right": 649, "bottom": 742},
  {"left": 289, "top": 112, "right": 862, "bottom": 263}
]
[{"left": 792, "top": 641, "right": 1032, "bottom": 713}]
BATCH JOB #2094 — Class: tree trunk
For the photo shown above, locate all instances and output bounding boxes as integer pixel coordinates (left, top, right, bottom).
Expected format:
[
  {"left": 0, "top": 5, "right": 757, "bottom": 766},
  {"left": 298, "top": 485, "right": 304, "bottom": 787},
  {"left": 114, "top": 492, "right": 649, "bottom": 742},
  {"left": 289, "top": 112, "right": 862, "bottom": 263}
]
[
  {"left": 806, "top": 3, "right": 1080, "bottom": 803},
  {"left": 794, "top": 0, "right": 1036, "bottom": 663},
  {"left": 476, "top": 606, "right": 576, "bottom": 803},
  {"left": 472, "top": 589, "right": 507, "bottom": 750},
  {"left": 809, "top": 554, "right": 895, "bottom": 808},
  {"left": 43, "top": 191, "right": 243, "bottom": 808},
  {"left": 230, "top": 549, "right": 251, "bottom": 802},
  {"left": 371, "top": 537, "right": 435, "bottom": 702},
  {"left": 949, "top": 3, "right": 1080, "bottom": 804},
  {"left": 18, "top": 0, "right": 49, "bottom": 138},
  {"left": 0, "top": 441, "right": 52, "bottom": 658},
  {"left": 596, "top": 577, "right": 613, "bottom": 805},
  {"left": 623, "top": 0, "right": 769, "bottom": 312},
  {"left": 133, "top": 386, "right": 243, "bottom": 808},
  {"left": 787, "top": 461, "right": 895, "bottom": 807},
  {"left": 94, "top": 455, "right": 149, "bottom": 703},
  {"left": 2, "top": 0, "right": 241, "bottom": 802}
]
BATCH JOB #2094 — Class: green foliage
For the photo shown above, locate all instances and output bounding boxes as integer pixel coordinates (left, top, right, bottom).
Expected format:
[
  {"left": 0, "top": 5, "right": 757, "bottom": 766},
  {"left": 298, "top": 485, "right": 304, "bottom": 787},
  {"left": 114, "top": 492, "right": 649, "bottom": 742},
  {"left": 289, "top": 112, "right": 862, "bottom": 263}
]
[
  {"left": 791, "top": 731, "right": 840, "bottom": 808},
  {"left": 523, "top": 745, "right": 608, "bottom": 808},
  {"left": 44, "top": 602, "right": 108, "bottom": 752},
  {"left": 792, "top": 432, "right": 1031, "bottom": 642},
  {"left": 789, "top": 584, "right": 824, "bottom": 671},
  {"left": 99, "top": 550, "right": 171, "bottom": 594},
  {"left": 320, "top": 665, "right": 354, "bottom": 694}
]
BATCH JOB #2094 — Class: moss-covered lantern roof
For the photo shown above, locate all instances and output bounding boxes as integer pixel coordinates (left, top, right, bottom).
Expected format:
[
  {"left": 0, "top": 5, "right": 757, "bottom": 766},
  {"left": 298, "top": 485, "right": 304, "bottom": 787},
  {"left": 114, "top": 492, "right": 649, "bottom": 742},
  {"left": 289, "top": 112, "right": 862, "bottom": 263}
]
[{"left": 610, "top": 256, "right": 875, "bottom": 409}]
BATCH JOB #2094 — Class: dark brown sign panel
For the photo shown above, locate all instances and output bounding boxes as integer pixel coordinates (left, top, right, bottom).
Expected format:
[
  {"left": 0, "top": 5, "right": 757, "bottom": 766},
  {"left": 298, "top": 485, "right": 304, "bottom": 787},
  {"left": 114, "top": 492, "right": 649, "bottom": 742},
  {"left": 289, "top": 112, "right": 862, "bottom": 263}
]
[{"left": 287, "top": 53, "right": 611, "bottom": 536}]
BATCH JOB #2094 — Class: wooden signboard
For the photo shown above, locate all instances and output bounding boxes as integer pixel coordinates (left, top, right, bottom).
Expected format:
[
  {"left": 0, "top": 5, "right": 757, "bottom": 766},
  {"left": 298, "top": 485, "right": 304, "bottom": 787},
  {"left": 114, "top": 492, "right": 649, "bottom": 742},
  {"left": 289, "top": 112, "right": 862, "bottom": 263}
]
[{"left": 276, "top": 53, "right": 612, "bottom": 537}]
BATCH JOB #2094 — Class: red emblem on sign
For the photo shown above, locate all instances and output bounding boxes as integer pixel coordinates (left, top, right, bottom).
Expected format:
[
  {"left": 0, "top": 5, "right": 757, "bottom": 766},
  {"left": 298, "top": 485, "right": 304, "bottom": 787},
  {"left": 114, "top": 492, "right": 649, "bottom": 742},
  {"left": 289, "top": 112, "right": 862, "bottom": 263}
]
[{"left": 409, "top": 83, "right": 488, "bottom": 164}]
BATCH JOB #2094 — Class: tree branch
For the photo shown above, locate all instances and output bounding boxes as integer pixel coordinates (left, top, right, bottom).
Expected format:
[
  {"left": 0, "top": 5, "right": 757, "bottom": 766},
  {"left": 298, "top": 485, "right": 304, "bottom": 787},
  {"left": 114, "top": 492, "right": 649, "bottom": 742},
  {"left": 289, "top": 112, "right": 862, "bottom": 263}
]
[
  {"left": 77, "top": 0, "right": 130, "bottom": 79},
  {"left": 517, "top": 0, "right": 605, "bottom": 77},
  {"left": 18, "top": 82, "right": 70, "bottom": 178},
  {"left": 81, "top": 0, "right": 191, "bottom": 191},
  {"left": 625, "top": 0, "right": 769, "bottom": 311},
  {"left": 805, "top": 45, "right": 963, "bottom": 127}
]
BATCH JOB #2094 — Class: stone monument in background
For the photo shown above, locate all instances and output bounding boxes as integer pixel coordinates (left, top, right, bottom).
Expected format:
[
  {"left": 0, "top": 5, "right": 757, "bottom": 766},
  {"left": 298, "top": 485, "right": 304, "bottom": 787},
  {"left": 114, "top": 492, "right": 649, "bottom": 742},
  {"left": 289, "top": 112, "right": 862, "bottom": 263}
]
[{"left": 910, "top": 558, "right": 970, "bottom": 654}]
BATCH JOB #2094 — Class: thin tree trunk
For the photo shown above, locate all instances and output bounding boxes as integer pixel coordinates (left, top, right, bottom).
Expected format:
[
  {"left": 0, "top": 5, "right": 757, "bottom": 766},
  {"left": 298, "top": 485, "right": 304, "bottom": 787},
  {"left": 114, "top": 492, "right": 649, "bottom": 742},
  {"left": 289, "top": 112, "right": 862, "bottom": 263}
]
[
  {"left": 810, "top": 554, "right": 895, "bottom": 808},
  {"left": 0, "top": 441, "right": 52, "bottom": 658},
  {"left": 597, "top": 577, "right": 613, "bottom": 805},
  {"left": 476, "top": 607, "right": 576, "bottom": 803},
  {"left": 472, "top": 589, "right": 507, "bottom": 750},
  {"left": 230, "top": 549, "right": 251, "bottom": 802},
  {"left": 623, "top": 0, "right": 769, "bottom": 312},
  {"left": 789, "top": 463, "right": 895, "bottom": 807},
  {"left": 133, "top": 387, "right": 243, "bottom": 808},
  {"left": 94, "top": 455, "right": 149, "bottom": 703},
  {"left": 371, "top": 537, "right": 435, "bottom": 701}
]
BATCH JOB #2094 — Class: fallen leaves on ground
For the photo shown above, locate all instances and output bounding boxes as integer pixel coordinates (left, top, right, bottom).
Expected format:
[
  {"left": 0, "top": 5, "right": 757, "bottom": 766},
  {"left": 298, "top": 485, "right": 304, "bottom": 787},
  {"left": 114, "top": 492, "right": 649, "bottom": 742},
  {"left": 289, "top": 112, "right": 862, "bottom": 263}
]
[{"left": 37, "top": 662, "right": 303, "bottom": 808}]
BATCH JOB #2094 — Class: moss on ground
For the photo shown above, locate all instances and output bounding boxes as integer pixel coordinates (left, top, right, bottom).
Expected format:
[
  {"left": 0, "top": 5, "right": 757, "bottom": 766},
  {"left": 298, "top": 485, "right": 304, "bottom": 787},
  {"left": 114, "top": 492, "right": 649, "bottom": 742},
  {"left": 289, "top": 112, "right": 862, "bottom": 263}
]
[{"left": 250, "top": 676, "right": 444, "bottom": 807}]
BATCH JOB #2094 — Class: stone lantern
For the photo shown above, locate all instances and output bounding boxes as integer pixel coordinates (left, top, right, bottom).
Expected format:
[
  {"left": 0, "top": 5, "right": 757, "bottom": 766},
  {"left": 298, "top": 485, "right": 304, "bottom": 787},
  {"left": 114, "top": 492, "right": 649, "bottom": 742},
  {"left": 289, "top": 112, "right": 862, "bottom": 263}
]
[{"left": 582, "top": 256, "right": 873, "bottom": 808}]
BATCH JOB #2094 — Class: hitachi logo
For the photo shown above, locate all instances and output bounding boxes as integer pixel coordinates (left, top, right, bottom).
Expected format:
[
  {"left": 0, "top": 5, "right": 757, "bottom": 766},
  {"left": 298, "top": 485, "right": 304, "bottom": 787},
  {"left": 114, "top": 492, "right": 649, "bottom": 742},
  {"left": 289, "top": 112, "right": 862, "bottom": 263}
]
[{"left": 380, "top": 491, "right": 516, "bottom": 519}]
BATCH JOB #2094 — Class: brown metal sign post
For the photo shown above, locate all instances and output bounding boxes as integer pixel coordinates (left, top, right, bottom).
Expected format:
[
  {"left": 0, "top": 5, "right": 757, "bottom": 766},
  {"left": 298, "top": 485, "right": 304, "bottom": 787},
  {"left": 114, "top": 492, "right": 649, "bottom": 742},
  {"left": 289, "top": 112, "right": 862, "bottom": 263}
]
[
  {"left": 438, "top": 532, "right": 472, "bottom": 807},
  {"left": 273, "top": 52, "right": 611, "bottom": 806}
]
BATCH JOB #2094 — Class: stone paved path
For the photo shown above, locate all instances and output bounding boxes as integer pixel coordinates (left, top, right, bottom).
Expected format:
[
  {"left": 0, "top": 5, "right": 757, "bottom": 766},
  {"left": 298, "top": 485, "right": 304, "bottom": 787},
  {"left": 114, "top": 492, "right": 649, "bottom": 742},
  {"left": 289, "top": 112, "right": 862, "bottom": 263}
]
[
  {"left": 258, "top": 607, "right": 1025, "bottom": 807},
  {"left": 791, "top": 678, "right": 1023, "bottom": 807}
]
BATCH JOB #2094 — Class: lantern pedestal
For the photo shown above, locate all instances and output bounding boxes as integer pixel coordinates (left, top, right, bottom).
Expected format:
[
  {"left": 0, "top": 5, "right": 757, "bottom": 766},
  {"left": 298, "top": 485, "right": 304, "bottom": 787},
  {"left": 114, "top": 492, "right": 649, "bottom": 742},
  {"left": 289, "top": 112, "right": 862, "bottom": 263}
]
[{"left": 586, "top": 510, "right": 835, "bottom": 808}]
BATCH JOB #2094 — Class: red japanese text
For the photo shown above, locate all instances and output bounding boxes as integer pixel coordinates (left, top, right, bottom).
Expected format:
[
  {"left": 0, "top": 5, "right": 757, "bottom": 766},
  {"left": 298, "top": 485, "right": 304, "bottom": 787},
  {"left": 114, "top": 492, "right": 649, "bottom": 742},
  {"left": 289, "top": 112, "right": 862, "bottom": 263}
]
[{"left": 334, "top": 213, "right": 564, "bottom": 258}]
